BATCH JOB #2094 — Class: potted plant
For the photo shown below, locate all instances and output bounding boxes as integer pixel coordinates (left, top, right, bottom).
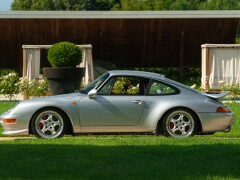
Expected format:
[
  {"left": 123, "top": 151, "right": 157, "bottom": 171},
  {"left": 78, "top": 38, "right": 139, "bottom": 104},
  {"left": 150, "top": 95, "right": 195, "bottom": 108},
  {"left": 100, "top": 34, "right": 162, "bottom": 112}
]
[{"left": 43, "top": 41, "right": 84, "bottom": 95}]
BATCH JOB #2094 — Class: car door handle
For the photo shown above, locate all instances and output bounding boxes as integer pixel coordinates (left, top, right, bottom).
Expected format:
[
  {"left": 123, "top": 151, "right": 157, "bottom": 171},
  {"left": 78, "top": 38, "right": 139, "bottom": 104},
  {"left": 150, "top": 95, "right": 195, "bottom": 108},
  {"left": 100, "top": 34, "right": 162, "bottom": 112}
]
[{"left": 132, "top": 100, "right": 145, "bottom": 105}]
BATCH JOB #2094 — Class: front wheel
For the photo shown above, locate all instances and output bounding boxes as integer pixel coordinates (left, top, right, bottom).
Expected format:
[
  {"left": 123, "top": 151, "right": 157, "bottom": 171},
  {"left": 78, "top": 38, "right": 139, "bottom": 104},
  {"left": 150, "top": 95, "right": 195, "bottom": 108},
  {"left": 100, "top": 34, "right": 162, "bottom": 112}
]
[
  {"left": 162, "top": 108, "right": 198, "bottom": 138},
  {"left": 31, "top": 108, "right": 66, "bottom": 138}
]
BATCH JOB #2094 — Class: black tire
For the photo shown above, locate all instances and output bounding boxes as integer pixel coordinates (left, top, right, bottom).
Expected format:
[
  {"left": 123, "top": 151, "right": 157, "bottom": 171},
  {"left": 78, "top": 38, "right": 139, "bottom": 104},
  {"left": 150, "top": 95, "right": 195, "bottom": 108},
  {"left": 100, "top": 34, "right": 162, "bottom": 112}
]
[
  {"left": 31, "top": 108, "right": 66, "bottom": 138},
  {"left": 162, "top": 108, "right": 198, "bottom": 138}
]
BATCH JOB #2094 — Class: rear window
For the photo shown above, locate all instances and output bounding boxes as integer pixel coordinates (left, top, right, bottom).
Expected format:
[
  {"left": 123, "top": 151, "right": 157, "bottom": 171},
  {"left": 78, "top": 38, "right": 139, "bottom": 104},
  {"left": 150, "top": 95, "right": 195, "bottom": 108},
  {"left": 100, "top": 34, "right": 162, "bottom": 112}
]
[{"left": 148, "top": 80, "right": 179, "bottom": 95}]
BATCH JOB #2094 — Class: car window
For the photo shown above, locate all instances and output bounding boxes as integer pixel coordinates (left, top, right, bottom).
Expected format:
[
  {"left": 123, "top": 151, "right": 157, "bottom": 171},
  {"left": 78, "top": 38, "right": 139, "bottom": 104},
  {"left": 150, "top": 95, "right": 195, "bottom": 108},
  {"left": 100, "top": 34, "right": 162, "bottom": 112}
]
[
  {"left": 81, "top": 72, "right": 110, "bottom": 94},
  {"left": 98, "top": 76, "right": 149, "bottom": 95},
  {"left": 148, "top": 80, "right": 177, "bottom": 95},
  {"left": 98, "top": 78, "right": 114, "bottom": 95}
]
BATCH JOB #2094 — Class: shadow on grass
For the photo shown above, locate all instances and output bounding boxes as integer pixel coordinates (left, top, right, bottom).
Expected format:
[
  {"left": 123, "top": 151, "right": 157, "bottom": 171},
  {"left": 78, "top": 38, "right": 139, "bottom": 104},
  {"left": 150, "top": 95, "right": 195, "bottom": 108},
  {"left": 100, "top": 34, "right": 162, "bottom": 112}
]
[{"left": 0, "top": 142, "right": 239, "bottom": 179}]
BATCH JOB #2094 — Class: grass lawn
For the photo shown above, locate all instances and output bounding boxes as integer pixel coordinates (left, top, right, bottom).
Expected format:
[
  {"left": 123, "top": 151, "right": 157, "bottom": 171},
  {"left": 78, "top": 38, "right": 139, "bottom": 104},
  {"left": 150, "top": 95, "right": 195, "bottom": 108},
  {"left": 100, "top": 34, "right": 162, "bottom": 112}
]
[
  {"left": 0, "top": 101, "right": 240, "bottom": 179},
  {"left": 0, "top": 136, "right": 240, "bottom": 179}
]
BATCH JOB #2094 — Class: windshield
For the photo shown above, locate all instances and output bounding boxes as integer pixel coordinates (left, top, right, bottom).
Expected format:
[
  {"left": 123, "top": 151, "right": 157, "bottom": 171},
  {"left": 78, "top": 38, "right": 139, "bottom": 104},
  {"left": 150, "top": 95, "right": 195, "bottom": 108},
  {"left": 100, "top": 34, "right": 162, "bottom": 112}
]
[{"left": 81, "top": 72, "right": 110, "bottom": 94}]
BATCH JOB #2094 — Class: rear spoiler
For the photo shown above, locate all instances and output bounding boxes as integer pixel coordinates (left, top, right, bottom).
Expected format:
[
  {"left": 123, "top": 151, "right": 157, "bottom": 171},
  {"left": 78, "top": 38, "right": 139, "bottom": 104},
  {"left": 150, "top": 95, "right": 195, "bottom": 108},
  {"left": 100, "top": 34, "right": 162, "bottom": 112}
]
[{"left": 201, "top": 91, "right": 230, "bottom": 99}]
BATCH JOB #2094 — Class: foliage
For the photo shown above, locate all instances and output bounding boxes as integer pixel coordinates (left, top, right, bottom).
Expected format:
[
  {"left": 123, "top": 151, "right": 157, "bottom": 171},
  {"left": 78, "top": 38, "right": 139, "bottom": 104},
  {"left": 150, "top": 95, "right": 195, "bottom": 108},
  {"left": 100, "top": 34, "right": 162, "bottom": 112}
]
[
  {"left": 11, "top": 0, "right": 119, "bottom": 10},
  {"left": 17, "top": 77, "right": 30, "bottom": 98},
  {"left": 112, "top": 78, "right": 127, "bottom": 94},
  {"left": 199, "top": 0, "right": 240, "bottom": 10},
  {"left": 219, "top": 81, "right": 240, "bottom": 103},
  {"left": 236, "top": 36, "right": 240, "bottom": 44},
  {"left": 112, "top": 77, "right": 139, "bottom": 95},
  {"left": 0, "top": 72, "right": 19, "bottom": 100},
  {"left": 11, "top": 0, "right": 240, "bottom": 11},
  {"left": 54, "top": 0, "right": 84, "bottom": 10},
  {"left": 11, "top": 0, "right": 32, "bottom": 10},
  {"left": 29, "top": 79, "right": 48, "bottom": 97},
  {"left": 149, "top": 81, "right": 175, "bottom": 94},
  {"left": 113, "top": 0, "right": 240, "bottom": 10},
  {"left": 17, "top": 77, "right": 48, "bottom": 98},
  {"left": 11, "top": 0, "right": 57, "bottom": 10},
  {"left": 182, "top": 67, "right": 202, "bottom": 86},
  {"left": 0, "top": 69, "right": 18, "bottom": 77},
  {"left": 0, "top": 72, "right": 48, "bottom": 99},
  {"left": 47, "top": 41, "right": 82, "bottom": 67}
]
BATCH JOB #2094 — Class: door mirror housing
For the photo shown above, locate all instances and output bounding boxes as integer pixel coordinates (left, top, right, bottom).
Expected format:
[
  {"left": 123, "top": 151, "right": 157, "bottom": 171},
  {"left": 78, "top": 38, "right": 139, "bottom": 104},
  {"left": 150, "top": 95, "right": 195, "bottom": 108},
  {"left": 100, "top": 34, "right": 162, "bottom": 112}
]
[{"left": 88, "top": 89, "right": 97, "bottom": 99}]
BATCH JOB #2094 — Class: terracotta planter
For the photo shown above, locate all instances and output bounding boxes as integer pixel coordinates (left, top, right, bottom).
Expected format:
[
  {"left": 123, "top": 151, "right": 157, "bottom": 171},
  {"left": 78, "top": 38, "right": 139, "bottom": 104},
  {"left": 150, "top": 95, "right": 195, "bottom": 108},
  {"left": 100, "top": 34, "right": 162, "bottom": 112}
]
[{"left": 43, "top": 67, "right": 85, "bottom": 95}]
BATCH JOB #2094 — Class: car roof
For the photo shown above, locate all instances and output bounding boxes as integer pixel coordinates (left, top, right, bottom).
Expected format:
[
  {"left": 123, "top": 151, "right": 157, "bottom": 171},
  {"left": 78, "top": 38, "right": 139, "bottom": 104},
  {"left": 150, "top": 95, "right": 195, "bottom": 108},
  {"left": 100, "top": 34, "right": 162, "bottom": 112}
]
[{"left": 108, "top": 70, "right": 165, "bottom": 79}]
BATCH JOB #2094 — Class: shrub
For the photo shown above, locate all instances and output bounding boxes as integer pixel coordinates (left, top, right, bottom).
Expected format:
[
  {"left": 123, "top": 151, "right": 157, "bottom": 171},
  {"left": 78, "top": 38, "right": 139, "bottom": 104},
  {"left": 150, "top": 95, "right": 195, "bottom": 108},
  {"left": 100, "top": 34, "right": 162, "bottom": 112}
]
[
  {"left": 47, "top": 41, "right": 82, "bottom": 67},
  {"left": 17, "top": 77, "right": 48, "bottom": 98},
  {"left": 0, "top": 68, "right": 19, "bottom": 77},
  {"left": 29, "top": 79, "right": 48, "bottom": 97},
  {"left": 219, "top": 81, "right": 240, "bottom": 103},
  {"left": 0, "top": 72, "right": 19, "bottom": 100},
  {"left": 17, "top": 77, "right": 30, "bottom": 98}
]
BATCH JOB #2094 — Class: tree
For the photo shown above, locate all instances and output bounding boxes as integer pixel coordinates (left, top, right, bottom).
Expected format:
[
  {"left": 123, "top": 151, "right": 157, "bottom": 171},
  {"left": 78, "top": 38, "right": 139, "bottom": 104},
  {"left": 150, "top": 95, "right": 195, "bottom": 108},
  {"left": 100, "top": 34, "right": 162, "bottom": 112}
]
[
  {"left": 11, "top": 0, "right": 32, "bottom": 10},
  {"left": 84, "top": 0, "right": 119, "bottom": 10},
  {"left": 112, "top": 0, "right": 165, "bottom": 10},
  {"left": 31, "top": 0, "right": 55, "bottom": 10},
  {"left": 112, "top": 0, "right": 240, "bottom": 10},
  {"left": 199, "top": 0, "right": 240, "bottom": 10},
  {"left": 11, "top": 0, "right": 240, "bottom": 11},
  {"left": 11, "top": 0, "right": 119, "bottom": 10},
  {"left": 54, "top": 0, "right": 85, "bottom": 10}
]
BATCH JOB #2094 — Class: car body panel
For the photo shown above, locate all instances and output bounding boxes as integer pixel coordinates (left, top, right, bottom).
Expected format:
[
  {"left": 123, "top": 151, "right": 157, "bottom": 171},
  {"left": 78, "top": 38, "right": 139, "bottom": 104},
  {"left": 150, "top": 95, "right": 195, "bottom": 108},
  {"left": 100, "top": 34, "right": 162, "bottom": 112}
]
[
  {"left": 1, "top": 93, "right": 84, "bottom": 134},
  {"left": 79, "top": 95, "right": 146, "bottom": 126},
  {"left": 198, "top": 112, "right": 233, "bottom": 132}
]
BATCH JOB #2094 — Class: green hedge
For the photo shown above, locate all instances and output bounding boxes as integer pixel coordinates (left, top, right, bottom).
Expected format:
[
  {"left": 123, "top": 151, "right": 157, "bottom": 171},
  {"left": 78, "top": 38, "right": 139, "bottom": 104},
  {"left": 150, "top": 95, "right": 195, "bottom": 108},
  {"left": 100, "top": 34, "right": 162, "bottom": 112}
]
[{"left": 47, "top": 41, "right": 82, "bottom": 67}]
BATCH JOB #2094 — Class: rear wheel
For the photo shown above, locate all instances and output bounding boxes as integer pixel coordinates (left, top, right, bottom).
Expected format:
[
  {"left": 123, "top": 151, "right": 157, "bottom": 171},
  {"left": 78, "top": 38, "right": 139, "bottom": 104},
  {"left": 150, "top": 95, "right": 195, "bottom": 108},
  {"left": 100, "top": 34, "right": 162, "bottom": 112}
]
[
  {"left": 162, "top": 108, "right": 197, "bottom": 138},
  {"left": 31, "top": 108, "right": 66, "bottom": 138}
]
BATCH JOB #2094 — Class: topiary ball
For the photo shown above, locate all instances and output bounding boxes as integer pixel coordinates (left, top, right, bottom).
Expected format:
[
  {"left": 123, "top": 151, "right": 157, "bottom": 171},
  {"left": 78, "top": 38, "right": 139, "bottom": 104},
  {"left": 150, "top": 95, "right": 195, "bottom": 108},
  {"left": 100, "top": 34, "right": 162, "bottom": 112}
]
[{"left": 47, "top": 41, "right": 82, "bottom": 67}]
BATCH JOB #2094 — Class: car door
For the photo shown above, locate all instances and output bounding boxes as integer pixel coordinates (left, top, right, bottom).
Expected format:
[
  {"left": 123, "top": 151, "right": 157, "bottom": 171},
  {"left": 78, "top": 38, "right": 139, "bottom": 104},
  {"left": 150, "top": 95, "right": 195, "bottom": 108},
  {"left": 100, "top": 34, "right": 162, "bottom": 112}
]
[{"left": 78, "top": 76, "right": 149, "bottom": 126}]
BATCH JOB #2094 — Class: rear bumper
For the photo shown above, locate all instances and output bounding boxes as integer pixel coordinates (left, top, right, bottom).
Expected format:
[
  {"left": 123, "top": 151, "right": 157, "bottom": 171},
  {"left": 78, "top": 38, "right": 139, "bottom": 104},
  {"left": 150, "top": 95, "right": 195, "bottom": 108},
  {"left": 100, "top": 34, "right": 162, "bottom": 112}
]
[{"left": 198, "top": 112, "right": 234, "bottom": 133}]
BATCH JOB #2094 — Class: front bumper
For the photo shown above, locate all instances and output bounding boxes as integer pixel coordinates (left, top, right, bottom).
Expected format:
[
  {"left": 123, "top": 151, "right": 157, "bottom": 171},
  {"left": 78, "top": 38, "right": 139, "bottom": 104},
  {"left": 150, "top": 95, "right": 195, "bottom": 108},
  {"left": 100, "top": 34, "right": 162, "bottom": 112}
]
[{"left": 0, "top": 113, "right": 31, "bottom": 136}]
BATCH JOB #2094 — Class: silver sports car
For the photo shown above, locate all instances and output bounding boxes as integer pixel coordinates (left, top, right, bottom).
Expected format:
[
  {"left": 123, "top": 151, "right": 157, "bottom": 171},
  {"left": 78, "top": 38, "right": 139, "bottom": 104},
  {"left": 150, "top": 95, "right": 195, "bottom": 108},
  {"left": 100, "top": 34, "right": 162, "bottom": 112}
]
[{"left": 0, "top": 70, "right": 234, "bottom": 138}]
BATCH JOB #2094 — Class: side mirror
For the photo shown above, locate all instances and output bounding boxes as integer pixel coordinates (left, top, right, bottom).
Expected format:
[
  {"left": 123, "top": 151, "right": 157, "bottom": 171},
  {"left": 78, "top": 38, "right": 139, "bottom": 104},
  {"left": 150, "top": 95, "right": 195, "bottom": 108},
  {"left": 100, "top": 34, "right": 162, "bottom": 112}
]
[{"left": 88, "top": 89, "right": 97, "bottom": 99}]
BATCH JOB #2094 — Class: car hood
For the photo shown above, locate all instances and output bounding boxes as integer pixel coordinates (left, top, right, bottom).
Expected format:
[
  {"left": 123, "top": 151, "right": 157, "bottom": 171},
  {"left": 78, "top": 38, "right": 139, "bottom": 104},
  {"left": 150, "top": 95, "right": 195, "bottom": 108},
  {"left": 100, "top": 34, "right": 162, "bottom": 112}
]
[{"left": 201, "top": 91, "right": 230, "bottom": 99}]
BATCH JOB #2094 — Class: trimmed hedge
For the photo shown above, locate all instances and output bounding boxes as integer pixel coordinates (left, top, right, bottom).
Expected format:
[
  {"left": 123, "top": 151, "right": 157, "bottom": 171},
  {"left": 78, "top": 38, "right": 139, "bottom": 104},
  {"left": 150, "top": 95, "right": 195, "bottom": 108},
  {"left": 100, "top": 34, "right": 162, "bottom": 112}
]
[{"left": 47, "top": 42, "right": 82, "bottom": 67}]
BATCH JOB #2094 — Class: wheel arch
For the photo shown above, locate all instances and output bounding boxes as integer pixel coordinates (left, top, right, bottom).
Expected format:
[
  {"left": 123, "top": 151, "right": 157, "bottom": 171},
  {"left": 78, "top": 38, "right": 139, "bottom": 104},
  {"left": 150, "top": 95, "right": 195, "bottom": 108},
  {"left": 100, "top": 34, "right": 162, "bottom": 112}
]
[
  {"left": 29, "top": 106, "right": 73, "bottom": 135},
  {"left": 156, "top": 106, "right": 202, "bottom": 135}
]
